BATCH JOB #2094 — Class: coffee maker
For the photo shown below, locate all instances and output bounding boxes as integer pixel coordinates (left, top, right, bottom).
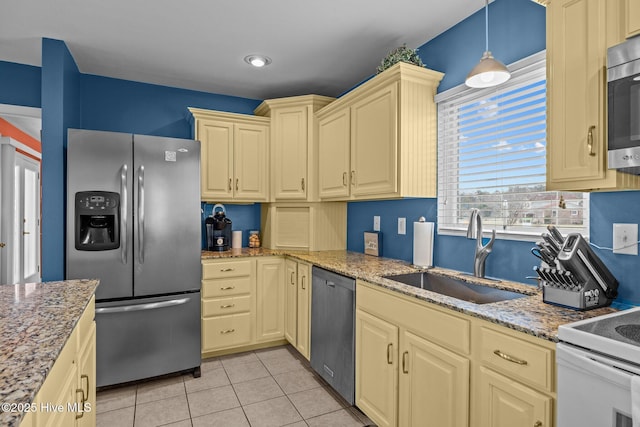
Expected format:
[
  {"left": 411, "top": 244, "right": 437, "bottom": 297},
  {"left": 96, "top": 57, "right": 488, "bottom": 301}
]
[
  {"left": 205, "top": 204, "right": 232, "bottom": 251},
  {"left": 74, "top": 191, "right": 120, "bottom": 250}
]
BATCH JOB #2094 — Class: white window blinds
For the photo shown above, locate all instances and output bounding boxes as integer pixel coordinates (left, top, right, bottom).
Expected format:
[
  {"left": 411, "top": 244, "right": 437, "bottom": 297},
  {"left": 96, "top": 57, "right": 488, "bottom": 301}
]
[{"left": 436, "top": 51, "right": 589, "bottom": 239}]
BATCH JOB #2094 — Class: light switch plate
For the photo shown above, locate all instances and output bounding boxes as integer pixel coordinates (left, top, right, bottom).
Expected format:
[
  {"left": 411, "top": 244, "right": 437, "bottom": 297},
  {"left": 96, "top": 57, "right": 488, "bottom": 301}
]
[
  {"left": 373, "top": 216, "right": 381, "bottom": 231},
  {"left": 613, "top": 223, "right": 638, "bottom": 255},
  {"left": 398, "top": 217, "right": 406, "bottom": 235}
]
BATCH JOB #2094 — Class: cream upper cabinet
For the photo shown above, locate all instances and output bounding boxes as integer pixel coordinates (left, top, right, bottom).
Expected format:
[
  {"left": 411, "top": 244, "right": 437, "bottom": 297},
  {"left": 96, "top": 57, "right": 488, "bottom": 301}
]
[
  {"left": 318, "top": 108, "right": 351, "bottom": 198},
  {"left": 350, "top": 83, "right": 398, "bottom": 197},
  {"left": 626, "top": 0, "right": 640, "bottom": 38},
  {"left": 546, "top": 0, "right": 640, "bottom": 191},
  {"left": 189, "top": 108, "right": 270, "bottom": 202},
  {"left": 255, "top": 95, "right": 334, "bottom": 202},
  {"left": 317, "top": 62, "right": 443, "bottom": 201}
]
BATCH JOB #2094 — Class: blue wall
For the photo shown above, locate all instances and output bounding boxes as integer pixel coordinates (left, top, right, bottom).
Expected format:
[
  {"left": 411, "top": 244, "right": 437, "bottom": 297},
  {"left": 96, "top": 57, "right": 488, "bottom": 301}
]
[
  {"left": 80, "top": 74, "right": 261, "bottom": 138},
  {"left": 41, "top": 38, "right": 82, "bottom": 281},
  {"left": 201, "top": 203, "right": 262, "bottom": 249},
  {"left": 0, "top": 61, "right": 41, "bottom": 108}
]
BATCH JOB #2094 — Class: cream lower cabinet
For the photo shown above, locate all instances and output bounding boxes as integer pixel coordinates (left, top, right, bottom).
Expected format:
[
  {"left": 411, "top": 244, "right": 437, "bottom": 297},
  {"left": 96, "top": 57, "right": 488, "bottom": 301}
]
[
  {"left": 356, "top": 280, "right": 556, "bottom": 427},
  {"left": 255, "top": 257, "right": 285, "bottom": 342},
  {"left": 356, "top": 281, "right": 470, "bottom": 427},
  {"left": 283, "top": 258, "right": 312, "bottom": 360},
  {"left": 476, "top": 367, "right": 551, "bottom": 427},
  {"left": 201, "top": 257, "right": 287, "bottom": 357},
  {"left": 25, "top": 297, "right": 96, "bottom": 427}
]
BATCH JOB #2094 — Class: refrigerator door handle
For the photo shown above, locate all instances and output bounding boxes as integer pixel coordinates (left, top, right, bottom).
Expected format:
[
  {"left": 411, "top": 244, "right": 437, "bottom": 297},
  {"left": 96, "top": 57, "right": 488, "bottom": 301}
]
[
  {"left": 120, "top": 164, "right": 128, "bottom": 264},
  {"left": 137, "top": 165, "right": 145, "bottom": 264},
  {"left": 96, "top": 297, "right": 190, "bottom": 314}
]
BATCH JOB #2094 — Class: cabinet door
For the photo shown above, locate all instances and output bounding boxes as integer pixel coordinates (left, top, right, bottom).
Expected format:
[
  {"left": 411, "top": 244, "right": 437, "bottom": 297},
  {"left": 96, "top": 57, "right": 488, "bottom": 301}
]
[
  {"left": 296, "top": 262, "right": 311, "bottom": 359},
  {"left": 476, "top": 366, "right": 551, "bottom": 427},
  {"left": 77, "top": 323, "right": 96, "bottom": 427},
  {"left": 626, "top": 0, "right": 640, "bottom": 38},
  {"left": 234, "top": 122, "right": 269, "bottom": 201},
  {"left": 547, "top": 0, "right": 607, "bottom": 188},
  {"left": 350, "top": 83, "right": 398, "bottom": 198},
  {"left": 284, "top": 259, "right": 298, "bottom": 345},
  {"left": 198, "top": 120, "right": 234, "bottom": 200},
  {"left": 318, "top": 108, "right": 351, "bottom": 199},
  {"left": 273, "top": 107, "right": 308, "bottom": 200},
  {"left": 256, "top": 258, "right": 285, "bottom": 342},
  {"left": 355, "top": 309, "right": 399, "bottom": 427},
  {"left": 399, "top": 330, "right": 469, "bottom": 427}
]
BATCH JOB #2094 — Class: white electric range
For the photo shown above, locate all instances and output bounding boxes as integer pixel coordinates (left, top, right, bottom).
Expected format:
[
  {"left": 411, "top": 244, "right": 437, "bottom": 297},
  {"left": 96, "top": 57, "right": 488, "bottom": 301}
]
[{"left": 557, "top": 306, "right": 640, "bottom": 427}]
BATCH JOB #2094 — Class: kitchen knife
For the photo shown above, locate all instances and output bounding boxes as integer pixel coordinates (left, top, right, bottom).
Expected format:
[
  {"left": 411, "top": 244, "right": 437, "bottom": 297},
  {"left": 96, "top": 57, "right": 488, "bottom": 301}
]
[
  {"left": 542, "top": 233, "right": 561, "bottom": 255},
  {"left": 547, "top": 225, "right": 565, "bottom": 246}
]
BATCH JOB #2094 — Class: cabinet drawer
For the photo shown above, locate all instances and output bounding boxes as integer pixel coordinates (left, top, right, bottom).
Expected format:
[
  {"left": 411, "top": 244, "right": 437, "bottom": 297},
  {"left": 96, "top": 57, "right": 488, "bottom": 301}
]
[
  {"left": 202, "top": 276, "right": 252, "bottom": 298},
  {"left": 479, "top": 327, "right": 554, "bottom": 392},
  {"left": 202, "top": 313, "right": 252, "bottom": 351},
  {"left": 203, "top": 259, "right": 252, "bottom": 279},
  {"left": 357, "top": 282, "right": 470, "bottom": 355},
  {"left": 203, "top": 295, "right": 252, "bottom": 317}
]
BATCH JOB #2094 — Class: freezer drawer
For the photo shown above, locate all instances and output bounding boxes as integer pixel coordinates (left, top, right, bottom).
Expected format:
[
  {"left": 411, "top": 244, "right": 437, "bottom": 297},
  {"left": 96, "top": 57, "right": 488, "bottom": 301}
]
[{"left": 96, "top": 293, "right": 201, "bottom": 387}]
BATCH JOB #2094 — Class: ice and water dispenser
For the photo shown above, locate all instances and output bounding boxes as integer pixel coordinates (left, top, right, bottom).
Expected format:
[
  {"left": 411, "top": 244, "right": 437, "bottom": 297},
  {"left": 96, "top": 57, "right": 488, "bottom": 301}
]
[{"left": 74, "top": 191, "right": 120, "bottom": 250}]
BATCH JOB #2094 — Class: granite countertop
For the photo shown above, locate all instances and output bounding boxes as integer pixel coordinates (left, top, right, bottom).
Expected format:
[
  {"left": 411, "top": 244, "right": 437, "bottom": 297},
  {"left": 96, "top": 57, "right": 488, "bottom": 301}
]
[
  {"left": 0, "top": 279, "right": 99, "bottom": 427},
  {"left": 202, "top": 248, "right": 617, "bottom": 341}
]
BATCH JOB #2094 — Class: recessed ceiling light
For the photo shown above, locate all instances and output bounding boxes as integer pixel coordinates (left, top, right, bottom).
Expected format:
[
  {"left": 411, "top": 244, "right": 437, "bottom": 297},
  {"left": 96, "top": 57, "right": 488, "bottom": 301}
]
[{"left": 244, "top": 55, "right": 272, "bottom": 68}]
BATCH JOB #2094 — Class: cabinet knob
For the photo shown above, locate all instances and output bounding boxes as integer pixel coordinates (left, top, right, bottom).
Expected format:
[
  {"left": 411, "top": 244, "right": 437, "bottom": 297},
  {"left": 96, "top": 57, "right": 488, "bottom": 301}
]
[
  {"left": 534, "top": 422, "right": 542, "bottom": 427},
  {"left": 301, "top": 178, "right": 305, "bottom": 191},
  {"left": 301, "top": 276, "right": 306, "bottom": 290},
  {"left": 291, "top": 271, "right": 295, "bottom": 285},
  {"left": 236, "top": 178, "right": 239, "bottom": 191},
  {"left": 228, "top": 178, "right": 232, "bottom": 191},
  {"left": 220, "top": 329, "right": 235, "bottom": 334},
  {"left": 587, "top": 125, "right": 596, "bottom": 157},
  {"left": 0, "top": 242, "right": 5, "bottom": 248},
  {"left": 387, "top": 343, "right": 393, "bottom": 364},
  {"left": 342, "top": 172, "right": 347, "bottom": 186},
  {"left": 402, "top": 351, "right": 409, "bottom": 373},
  {"left": 351, "top": 170, "right": 356, "bottom": 186}
]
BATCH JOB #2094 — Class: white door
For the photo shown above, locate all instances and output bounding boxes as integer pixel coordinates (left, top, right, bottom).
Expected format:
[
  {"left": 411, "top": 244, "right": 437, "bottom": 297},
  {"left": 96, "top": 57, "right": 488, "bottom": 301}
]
[
  {"left": 15, "top": 154, "right": 41, "bottom": 283},
  {"left": 1, "top": 150, "right": 41, "bottom": 284}
]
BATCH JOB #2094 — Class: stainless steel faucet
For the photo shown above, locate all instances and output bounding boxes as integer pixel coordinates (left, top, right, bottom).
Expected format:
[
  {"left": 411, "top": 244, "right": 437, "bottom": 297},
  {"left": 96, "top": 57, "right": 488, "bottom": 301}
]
[{"left": 466, "top": 208, "right": 496, "bottom": 278}]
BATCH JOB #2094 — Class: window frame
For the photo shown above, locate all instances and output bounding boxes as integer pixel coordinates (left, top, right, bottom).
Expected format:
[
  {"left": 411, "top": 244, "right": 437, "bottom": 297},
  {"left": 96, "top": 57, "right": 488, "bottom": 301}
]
[{"left": 434, "top": 50, "right": 590, "bottom": 242}]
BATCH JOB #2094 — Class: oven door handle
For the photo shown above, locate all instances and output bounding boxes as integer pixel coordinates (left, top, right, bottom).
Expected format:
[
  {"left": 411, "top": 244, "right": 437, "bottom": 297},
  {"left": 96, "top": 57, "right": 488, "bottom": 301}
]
[{"left": 559, "top": 344, "right": 639, "bottom": 384}]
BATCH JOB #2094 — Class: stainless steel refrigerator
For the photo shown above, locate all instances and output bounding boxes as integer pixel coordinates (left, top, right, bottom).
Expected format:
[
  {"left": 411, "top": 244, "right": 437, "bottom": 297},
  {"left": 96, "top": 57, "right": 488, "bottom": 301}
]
[{"left": 66, "top": 129, "right": 201, "bottom": 387}]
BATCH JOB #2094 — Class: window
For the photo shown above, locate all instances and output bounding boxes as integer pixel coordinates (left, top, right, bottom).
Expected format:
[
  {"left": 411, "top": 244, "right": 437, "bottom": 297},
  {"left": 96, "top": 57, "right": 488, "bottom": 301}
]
[{"left": 436, "top": 51, "right": 589, "bottom": 240}]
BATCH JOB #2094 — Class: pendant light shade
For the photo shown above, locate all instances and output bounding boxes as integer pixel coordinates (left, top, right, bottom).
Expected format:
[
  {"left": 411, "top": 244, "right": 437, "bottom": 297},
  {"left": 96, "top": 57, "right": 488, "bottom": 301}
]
[{"left": 465, "top": 0, "right": 510, "bottom": 88}]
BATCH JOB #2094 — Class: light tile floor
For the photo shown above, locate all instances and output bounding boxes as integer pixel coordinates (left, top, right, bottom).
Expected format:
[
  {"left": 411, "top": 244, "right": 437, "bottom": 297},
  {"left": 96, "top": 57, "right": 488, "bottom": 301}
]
[{"left": 96, "top": 344, "right": 375, "bottom": 427}]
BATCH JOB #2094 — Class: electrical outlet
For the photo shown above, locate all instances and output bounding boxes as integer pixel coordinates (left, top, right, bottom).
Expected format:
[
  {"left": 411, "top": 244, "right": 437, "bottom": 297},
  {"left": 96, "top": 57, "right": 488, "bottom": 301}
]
[
  {"left": 398, "top": 217, "right": 406, "bottom": 235},
  {"left": 613, "top": 223, "right": 638, "bottom": 255},
  {"left": 373, "top": 216, "right": 381, "bottom": 231}
]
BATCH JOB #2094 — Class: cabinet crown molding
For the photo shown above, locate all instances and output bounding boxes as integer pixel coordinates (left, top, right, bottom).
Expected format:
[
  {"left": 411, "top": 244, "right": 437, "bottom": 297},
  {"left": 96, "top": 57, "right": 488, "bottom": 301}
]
[{"left": 254, "top": 94, "right": 335, "bottom": 117}]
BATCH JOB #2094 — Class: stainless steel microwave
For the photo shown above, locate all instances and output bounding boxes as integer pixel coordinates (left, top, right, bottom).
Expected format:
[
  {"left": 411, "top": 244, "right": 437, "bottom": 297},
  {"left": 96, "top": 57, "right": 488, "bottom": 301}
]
[{"left": 608, "top": 36, "right": 640, "bottom": 174}]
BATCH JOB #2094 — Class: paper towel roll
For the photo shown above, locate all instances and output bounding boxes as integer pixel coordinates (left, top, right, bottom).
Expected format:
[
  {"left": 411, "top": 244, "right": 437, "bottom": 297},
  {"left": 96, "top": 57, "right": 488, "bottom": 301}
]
[
  {"left": 232, "top": 230, "right": 242, "bottom": 249},
  {"left": 413, "top": 220, "right": 434, "bottom": 268}
]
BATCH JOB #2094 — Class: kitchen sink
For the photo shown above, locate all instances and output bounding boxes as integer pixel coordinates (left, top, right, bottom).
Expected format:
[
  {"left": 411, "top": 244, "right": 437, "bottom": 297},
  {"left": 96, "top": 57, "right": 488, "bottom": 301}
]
[{"left": 382, "top": 272, "right": 527, "bottom": 304}]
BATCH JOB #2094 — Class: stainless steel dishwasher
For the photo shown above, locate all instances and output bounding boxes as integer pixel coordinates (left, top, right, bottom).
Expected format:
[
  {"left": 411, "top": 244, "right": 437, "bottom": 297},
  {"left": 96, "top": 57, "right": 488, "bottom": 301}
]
[{"left": 310, "top": 266, "right": 355, "bottom": 405}]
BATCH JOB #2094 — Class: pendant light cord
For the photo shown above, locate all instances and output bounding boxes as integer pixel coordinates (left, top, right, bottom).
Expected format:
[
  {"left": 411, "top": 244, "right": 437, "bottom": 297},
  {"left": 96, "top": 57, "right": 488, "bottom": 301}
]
[{"left": 484, "top": 0, "right": 489, "bottom": 52}]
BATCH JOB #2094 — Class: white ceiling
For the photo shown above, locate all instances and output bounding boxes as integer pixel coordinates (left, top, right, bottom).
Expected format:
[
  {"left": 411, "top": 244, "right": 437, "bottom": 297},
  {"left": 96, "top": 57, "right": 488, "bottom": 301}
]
[{"left": 0, "top": 0, "right": 487, "bottom": 100}]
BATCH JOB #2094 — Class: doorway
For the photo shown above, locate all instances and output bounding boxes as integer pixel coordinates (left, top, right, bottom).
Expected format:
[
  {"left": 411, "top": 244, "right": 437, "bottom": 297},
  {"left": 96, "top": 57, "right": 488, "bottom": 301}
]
[{"left": 0, "top": 104, "right": 42, "bottom": 284}]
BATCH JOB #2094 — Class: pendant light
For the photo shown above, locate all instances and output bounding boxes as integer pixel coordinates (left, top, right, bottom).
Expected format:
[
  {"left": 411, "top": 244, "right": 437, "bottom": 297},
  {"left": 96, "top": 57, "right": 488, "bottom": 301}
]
[{"left": 465, "top": 0, "right": 510, "bottom": 88}]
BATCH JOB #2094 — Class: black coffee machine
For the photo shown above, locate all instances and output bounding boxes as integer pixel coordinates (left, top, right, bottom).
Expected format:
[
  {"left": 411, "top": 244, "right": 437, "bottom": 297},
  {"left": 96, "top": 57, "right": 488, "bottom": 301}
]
[{"left": 205, "top": 204, "right": 232, "bottom": 251}]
